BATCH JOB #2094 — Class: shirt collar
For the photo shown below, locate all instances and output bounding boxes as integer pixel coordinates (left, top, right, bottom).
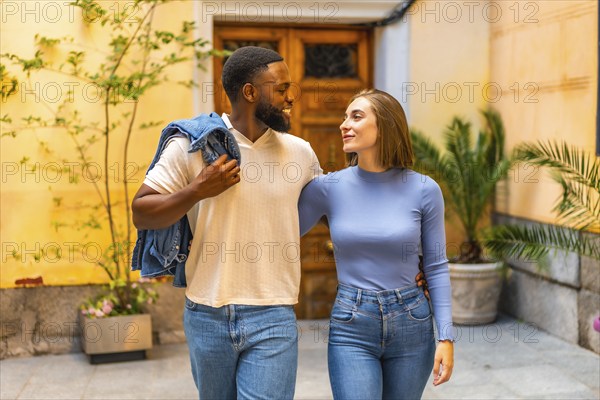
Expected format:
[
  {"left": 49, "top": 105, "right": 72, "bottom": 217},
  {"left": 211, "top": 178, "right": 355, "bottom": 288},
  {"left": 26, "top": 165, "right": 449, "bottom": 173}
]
[
  {"left": 220, "top": 113, "right": 274, "bottom": 146},
  {"left": 221, "top": 113, "right": 234, "bottom": 130}
]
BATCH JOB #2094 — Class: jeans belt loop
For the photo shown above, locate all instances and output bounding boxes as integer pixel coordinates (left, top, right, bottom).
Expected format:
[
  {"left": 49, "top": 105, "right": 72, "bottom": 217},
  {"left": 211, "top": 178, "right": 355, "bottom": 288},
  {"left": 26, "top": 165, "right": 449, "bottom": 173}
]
[
  {"left": 394, "top": 288, "right": 403, "bottom": 303},
  {"left": 355, "top": 289, "right": 362, "bottom": 306}
]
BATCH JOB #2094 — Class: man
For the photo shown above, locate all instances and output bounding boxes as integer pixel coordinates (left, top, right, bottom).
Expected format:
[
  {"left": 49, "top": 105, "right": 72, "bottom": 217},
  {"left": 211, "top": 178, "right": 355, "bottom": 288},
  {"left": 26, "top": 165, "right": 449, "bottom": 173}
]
[{"left": 132, "top": 47, "right": 319, "bottom": 399}]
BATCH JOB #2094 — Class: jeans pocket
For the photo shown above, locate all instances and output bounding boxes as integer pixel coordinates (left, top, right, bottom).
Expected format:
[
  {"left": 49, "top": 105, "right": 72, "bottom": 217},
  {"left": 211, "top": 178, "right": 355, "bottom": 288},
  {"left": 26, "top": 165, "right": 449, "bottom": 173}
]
[
  {"left": 330, "top": 299, "right": 355, "bottom": 324},
  {"left": 184, "top": 297, "right": 197, "bottom": 311},
  {"left": 407, "top": 297, "right": 432, "bottom": 322}
]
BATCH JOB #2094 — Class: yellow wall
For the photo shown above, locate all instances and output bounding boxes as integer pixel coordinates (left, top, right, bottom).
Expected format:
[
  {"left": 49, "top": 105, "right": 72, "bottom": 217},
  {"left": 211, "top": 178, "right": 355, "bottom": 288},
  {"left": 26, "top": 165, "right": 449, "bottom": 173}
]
[
  {"left": 407, "top": 0, "right": 491, "bottom": 252},
  {"left": 1, "top": 1, "right": 196, "bottom": 288},
  {"left": 490, "top": 0, "right": 598, "bottom": 224},
  {"left": 409, "top": 0, "right": 491, "bottom": 137}
]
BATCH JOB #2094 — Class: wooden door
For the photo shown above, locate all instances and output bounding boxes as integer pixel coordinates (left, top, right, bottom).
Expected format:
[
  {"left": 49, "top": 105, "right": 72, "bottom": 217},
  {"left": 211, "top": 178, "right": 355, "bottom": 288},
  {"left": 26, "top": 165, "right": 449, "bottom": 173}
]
[{"left": 214, "top": 24, "right": 372, "bottom": 318}]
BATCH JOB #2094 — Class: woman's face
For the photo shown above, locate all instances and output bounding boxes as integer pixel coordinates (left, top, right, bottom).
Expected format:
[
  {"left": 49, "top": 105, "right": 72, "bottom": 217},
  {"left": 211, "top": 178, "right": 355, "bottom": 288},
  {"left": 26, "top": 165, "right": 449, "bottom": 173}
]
[{"left": 340, "top": 97, "right": 378, "bottom": 156}]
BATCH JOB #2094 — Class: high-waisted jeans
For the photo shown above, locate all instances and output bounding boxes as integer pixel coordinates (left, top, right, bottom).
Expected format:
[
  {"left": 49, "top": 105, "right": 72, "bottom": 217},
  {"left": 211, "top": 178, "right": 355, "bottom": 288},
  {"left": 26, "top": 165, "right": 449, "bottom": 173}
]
[{"left": 328, "top": 283, "right": 436, "bottom": 400}]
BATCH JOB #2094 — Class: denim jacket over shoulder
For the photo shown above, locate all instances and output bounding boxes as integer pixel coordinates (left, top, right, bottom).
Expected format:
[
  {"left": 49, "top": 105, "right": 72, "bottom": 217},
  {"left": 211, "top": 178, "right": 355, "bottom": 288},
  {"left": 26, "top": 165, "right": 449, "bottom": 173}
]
[{"left": 131, "top": 112, "right": 241, "bottom": 287}]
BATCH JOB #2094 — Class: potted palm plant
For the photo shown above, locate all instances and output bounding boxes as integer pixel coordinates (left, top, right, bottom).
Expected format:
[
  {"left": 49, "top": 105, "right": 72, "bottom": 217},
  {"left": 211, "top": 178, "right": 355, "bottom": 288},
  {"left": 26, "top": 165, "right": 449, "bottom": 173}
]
[{"left": 411, "top": 109, "right": 514, "bottom": 324}]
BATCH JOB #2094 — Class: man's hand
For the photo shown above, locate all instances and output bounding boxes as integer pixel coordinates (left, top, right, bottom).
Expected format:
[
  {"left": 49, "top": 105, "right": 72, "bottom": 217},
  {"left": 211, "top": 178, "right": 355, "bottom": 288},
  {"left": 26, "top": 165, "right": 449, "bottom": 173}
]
[
  {"left": 190, "top": 154, "right": 241, "bottom": 200},
  {"left": 132, "top": 155, "right": 241, "bottom": 230},
  {"left": 415, "top": 256, "right": 429, "bottom": 300},
  {"left": 433, "top": 341, "right": 454, "bottom": 386}
]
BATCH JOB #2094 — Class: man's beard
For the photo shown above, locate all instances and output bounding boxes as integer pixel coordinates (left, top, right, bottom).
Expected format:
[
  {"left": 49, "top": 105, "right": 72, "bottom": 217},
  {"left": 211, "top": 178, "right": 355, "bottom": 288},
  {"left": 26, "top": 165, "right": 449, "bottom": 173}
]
[{"left": 255, "top": 99, "right": 290, "bottom": 132}]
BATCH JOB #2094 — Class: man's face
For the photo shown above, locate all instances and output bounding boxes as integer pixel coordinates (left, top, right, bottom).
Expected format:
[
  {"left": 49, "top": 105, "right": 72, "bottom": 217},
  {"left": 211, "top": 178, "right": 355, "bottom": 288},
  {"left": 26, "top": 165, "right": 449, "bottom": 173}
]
[{"left": 254, "top": 61, "right": 293, "bottom": 132}]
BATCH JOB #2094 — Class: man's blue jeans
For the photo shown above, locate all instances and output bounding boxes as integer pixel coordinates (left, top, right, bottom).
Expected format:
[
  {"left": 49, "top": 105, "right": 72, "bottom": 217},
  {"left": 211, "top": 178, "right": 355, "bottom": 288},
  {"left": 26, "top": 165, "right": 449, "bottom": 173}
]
[
  {"left": 327, "top": 283, "right": 436, "bottom": 400},
  {"left": 183, "top": 298, "right": 298, "bottom": 400}
]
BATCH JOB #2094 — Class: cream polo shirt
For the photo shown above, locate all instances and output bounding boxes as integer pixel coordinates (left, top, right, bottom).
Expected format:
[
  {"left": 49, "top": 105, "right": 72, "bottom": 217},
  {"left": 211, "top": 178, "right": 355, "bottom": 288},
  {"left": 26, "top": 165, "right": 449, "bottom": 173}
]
[{"left": 144, "top": 114, "right": 321, "bottom": 307}]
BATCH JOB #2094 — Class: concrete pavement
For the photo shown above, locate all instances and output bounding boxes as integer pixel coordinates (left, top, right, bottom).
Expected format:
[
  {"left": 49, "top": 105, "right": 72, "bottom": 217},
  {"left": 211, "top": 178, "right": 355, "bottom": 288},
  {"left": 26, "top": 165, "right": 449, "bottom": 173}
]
[{"left": 1, "top": 315, "right": 599, "bottom": 399}]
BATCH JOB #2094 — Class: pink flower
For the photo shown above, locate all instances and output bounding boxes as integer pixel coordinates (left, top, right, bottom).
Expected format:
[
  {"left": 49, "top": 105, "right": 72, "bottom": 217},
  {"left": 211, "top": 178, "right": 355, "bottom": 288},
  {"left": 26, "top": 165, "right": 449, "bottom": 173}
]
[
  {"left": 102, "top": 300, "right": 113, "bottom": 314},
  {"left": 94, "top": 310, "right": 105, "bottom": 318},
  {"left": 147, "top": 298, "right": 153, "bottom": 305},
  {"left": 81, "top": 309, "right": 88, "bottom": 316},
  {"left": 131, "top": 283, "right": 138, "bottom": 289},
  {"left": 126, "top": 304, "right": 132, "bottom": 309}
]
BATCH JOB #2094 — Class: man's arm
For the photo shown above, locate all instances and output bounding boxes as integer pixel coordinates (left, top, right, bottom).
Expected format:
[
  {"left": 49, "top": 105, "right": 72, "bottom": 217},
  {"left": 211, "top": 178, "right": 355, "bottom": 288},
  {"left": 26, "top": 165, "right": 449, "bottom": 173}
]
[{"left": 132, "top": 155, "right": 240, "bottom": 230}]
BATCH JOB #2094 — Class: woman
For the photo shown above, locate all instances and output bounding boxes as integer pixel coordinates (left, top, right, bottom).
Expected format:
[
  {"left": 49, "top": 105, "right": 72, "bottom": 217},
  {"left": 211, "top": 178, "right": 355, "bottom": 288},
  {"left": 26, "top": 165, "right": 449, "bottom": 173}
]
[{"left": 299, "top": 89, "right": 454, "bottom": 399}]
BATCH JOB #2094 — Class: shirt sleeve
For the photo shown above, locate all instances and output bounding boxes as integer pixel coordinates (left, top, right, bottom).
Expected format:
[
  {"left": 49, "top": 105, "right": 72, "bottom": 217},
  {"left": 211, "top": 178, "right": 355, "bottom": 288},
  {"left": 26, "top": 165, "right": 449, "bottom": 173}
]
[
  {"left": 421, "top": 176, "right": 454, "bottom": 341},
  {"left": 301, "top": 141, "right": 323, "bottom": 187},
  {"left": 144, "top": 137, "right": 192, "bottom": 194},
  {"left": 298, "top": 176, "right": 328, "bottom": 237}
]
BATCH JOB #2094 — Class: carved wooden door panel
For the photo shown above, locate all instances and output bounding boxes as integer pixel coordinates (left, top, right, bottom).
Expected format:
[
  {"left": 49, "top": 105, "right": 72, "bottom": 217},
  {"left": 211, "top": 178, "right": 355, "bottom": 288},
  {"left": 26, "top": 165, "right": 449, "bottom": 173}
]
[{"left": 214, "top": 25, "right": 372, "bottom": 318}]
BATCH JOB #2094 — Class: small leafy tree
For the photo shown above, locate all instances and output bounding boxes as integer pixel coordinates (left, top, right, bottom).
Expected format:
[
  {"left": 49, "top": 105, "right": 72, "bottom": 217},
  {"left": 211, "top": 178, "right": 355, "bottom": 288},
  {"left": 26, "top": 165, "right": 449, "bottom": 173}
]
[{"left": 1, "top": 0, "right": 217, "bottom": 316}]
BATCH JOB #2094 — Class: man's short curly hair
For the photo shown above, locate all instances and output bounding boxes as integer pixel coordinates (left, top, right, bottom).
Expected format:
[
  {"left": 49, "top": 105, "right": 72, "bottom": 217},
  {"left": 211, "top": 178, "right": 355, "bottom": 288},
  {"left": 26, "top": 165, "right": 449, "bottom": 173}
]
[{"left": 222, "top": 46, "right": 284, "bottom": 103}]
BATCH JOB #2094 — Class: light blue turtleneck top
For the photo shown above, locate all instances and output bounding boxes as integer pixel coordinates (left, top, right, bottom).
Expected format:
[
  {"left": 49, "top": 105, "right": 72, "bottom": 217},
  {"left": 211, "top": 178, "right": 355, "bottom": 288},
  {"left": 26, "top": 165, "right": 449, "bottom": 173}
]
[{"left": 298, "top": 166, "right": 454, "bottom": 340}]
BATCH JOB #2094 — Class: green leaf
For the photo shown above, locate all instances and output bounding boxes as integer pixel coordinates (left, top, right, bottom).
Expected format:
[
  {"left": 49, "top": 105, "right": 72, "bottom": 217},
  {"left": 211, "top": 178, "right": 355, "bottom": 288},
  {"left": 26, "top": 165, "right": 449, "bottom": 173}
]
[
  {"left": 35, "top": 36, "right": 61, "bottom": 48},
  {"left": 484, "top": 224, "right": 600, "bottom": 262}
]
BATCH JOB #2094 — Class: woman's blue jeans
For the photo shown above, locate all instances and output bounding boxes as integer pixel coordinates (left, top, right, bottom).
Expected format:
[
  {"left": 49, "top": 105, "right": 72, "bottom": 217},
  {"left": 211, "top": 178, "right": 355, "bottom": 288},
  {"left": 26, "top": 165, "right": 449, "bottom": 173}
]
[
  {"left": 183, "top": 299, "right": 298, "bottom": 400},
  {"left": 328, "top": 283, "right": 436, "bottom": 400}
]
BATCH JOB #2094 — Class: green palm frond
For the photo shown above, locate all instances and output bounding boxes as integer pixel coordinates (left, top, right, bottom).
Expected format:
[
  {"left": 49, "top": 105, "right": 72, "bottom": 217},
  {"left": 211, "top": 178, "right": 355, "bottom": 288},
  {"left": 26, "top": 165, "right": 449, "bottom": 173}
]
[
  {"left": 482, "top": 108, "right": 505, "bottom": 162},
  {"left": 553, "top": 173, "right": 600, "bottom": 230},
  {"left": 445, "top": 118, "right": 473, "bottom": 171},
  {"left": 411, "top": 129, "right": 456, "bottom": 213},
  {"left": 411, "top": 109, "right": 514, "bottom": 262},
  {"left": 444, "top": 119, "right": 475, "bottom": 236},
  {"left": 410, "top": 129, "right": 458, "bottom": 208},
  {"left": 484, "top": 140, "right": 599, "bottom": 265},
  {"left": 515, "top": 140, "right": 599, "bottom": 231},
  {"left": 516, "top": 140, "right": 599, "bottom": 190},
  {"left": 484, "top": 224, "right": 600, "bottom": 262},
  {"left": 410, "top": 129, "right": 446, "bottom": 179}
]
